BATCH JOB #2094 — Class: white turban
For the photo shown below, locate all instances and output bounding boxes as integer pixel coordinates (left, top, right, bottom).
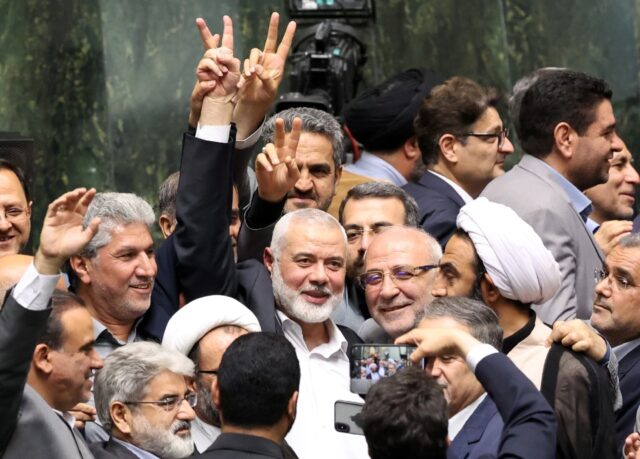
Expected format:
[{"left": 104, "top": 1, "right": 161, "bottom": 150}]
[
  {"left": 162, "top": 295, "right": 261, "bottom": 356},
  {"left": 456, "top": 198, "right": 561, "bottom": 305}
]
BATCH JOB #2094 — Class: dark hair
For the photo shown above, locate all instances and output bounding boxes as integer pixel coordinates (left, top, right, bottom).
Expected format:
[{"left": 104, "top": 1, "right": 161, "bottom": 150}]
[
  {"left": 359, "top": 366, "right": 448, "bottom": 459},
  {"left": 452, "top": 228, "right": 486, "bottom": 302},
  {"left": 37, "top": 290, "right": 86, "bottom": 350},
  {"left": 0, "top": 159, "right": 30, "bottom": 203},
  {"left": 415, "top": 77, "right": 499, "bottom": 166},
  {"left": 217, "top": 332, "right": 300, "bottom": 428},
  {"left": 422, "top": 296, "right": 503, "bottom": 349},
  {"left": 517, "top": 69, "right": 612, "bottom": 158},
  {"left": 157, "top": 171, "right": 179, "bottom": 223},
  {"left": 338, "top": 182, "right": 419, "bottom": 226}
]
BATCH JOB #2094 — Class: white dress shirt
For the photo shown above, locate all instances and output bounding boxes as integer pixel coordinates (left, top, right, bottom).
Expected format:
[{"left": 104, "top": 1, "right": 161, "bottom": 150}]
[
  {"left": 191, "top": 416, "right": 221, "bottom": 453},
  {"left": 428, "top": 170, "right": 473, "bottom": 204},
  {"left": 277, "top": 311, "right": 369, "bottom": 459}
]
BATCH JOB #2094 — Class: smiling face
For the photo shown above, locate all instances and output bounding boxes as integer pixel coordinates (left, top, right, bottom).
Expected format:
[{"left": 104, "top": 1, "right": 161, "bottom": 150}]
[
  {"left": 363, "top": 229, "right": 438, "bottom": 339},
  {"left": 267, "top": 222, "right": 346, "bottom": 324},
  {"left": 568, "top": 99, "right": 624, "bottom": 191},
  {"left": 0, "top": 168, "right": 31, "bottom": 257},
  {"left": 77, "top": 222, "right": 157, "bottom": 323},
  {"left": 453, "top": 107, "right": 514, "bottom": 197},
  {"left": 283, "top": 132, "right": 341, "bottom": 213},
  {"left": 49, "top": 307, "right": 103, "bottom": 411},
  {"left": 591, "top": 244, "right": 640, "bottom": 346},
  {"left": 585, "top": 145, "right": 639, "bottom": 223}
]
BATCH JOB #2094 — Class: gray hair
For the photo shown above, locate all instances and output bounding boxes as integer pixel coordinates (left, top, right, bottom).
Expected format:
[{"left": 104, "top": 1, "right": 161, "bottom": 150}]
[
  {"left": 157, "top": 171, "right": 180, "bottom": 224},
  {"left": 94, "top": 341, "right": 195, "bottom": 433},
  {"left": 509, "top": 67, "right": 567, "bottom": 135},
  {"left": 262, "top": 107, "right": 344, "bottom": 169},
  {"left": 338, "top": 181, "right": 420, "bottom": 227},
  {"left": 419, "top": 297, "right": 503, "bottom": 349},
  {"left": 270, "top": 208, "right": 347, "bottom": 260},
  {"left": 365, "top": 225, "right": 442, "bottom": 265},
  {"left": 80, "top": 192, "right": 155, "bottom": 258},
  {"left": 617, "top": 234, "right": 640, "bottom": 250}
]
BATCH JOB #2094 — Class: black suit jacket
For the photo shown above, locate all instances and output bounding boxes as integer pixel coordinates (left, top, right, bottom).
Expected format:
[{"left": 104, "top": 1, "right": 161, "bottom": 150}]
[
  {"left": 89, "top": 437, "right": 139, "bottom": 459},
  {"left": 403, "top": 171, "right": 465, "bottom": 247},
  {"left": 475, "top": 352, "right": 557, "bottom": 458},
  {"left": 196, "top": 433, "right": 286, "bottom": 458}
]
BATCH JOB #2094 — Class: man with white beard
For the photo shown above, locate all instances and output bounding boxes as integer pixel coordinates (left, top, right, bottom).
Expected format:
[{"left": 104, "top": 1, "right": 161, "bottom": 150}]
[
  {"left": 91, "top": 342, "right": 196, "bottom": 459},
  {"left": 260, "top": 208, "right": 369, "bottom": 459}
]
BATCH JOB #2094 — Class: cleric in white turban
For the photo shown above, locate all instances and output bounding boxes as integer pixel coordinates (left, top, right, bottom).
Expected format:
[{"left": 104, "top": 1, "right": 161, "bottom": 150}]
[
  {"left": 456, "top": 197, "right": 561, "bottom": 305},
  {"left": 161, "top": 295, "right": 261, "bottom": 453}
]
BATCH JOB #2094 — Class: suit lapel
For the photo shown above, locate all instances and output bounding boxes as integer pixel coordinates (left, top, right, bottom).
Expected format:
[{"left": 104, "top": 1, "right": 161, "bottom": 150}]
[
  {"left": 517, "top": 156, "right": 603, "bottom": 262},
  {"left": 448, "top": 396, "right": 498, "bottom": 458},
  {"left": 619, "top": 343, "right": 640, "bottom": 380},
  {"left": 419, "top": 172, "right": 466, "bottom": 207}
]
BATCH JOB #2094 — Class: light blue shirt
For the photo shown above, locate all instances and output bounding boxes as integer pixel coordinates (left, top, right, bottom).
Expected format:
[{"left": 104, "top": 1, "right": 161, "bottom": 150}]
[
  {"left": 345, "top": 151, "right": 407, "bottom": 186},
  {"left": 613, "top": 336, "right": 640, "bottom": 361},
  {"left": 535, "top": 157, "right": 593, "bottom": 222}
]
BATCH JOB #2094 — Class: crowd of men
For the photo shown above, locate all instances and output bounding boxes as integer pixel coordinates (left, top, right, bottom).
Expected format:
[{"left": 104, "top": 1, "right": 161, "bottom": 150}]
[{"left": 2, "top": 9, "right": 640, "bottom": 459}]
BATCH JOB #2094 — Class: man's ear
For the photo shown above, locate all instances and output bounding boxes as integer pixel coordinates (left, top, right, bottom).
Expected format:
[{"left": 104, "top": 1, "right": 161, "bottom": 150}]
[
  {"left": 403, "top": 136, "right": 421, "bottom": 160},
  {"left": 111, "top": 402, "right": 133, "bottom": 435},
  {"left": 263, "top": 247, "right": 275, "bottom": 274},
  {"left": 334, "top": 164, "right": 343, "bottom": 185},
  {"left": 32, "top": 344, "right": 54, "bottom": 375},
  {"left": 553, "top": 122, "right": 576, "bottom": 160},
  {"left": 438, "top": 134, "right": 459, "bottom": 165},
  {"left": 69, "top": 255, "right": 92, "bottom": 285},
  {"left": 211, "top": 378, "right": 222, "bottom": 410},
  {"left": 480, "top": 273, "right": 501, "bottom": 305},
  {"left": 158, "top": 214, "right": 176, "bottom": 239},
  {"left": 287, "top": 390, "right": 299, "bottom": 421},
  {"left": 27, "top": 201, "right": 33, "bottom": 217}
]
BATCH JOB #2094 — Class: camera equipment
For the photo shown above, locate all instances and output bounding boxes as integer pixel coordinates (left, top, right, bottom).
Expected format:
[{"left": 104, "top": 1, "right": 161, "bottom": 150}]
[{"left": 277, "top": 0, "right": 375, "bottom": 115}]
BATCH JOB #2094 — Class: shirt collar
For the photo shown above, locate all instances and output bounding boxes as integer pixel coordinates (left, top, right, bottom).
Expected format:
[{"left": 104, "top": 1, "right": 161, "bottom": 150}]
[
  {"left": 428, "top": 170, "right": 473, "bottom": 204},
  {"left": 112, "top": 437, "right": 160, "bottom": 459},
  {"left": 92, "top": 318, "right": 138, "bottom": 345},
  {"left": 192, "top": 416, "right": 221, "bottom": 453},
  {"left": 533, "top": 156, "right": 593, "bottom": 221},
  {"left": 276, "top": 310, "right": 348, "bottom": 356},
  {"left": 53, "top": 409, "right": 76, "bottom": 429},
  {"left": 346, "top": 152, "right": 407, "bottom": 186},
  {"left": 448, "top": 393, "right": 487, "bottom": 440},
  {"left": 613, "top": 335, "right": 640, "bottom": 361}
]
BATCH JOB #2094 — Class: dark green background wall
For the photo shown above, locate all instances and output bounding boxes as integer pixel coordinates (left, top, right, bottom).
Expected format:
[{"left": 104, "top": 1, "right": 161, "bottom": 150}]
[{"left": 1, "top": 0, "right": 639, "bottom": 243}]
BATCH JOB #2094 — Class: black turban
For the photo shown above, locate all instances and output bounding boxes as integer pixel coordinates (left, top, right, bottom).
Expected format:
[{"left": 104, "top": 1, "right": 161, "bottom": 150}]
[{"left": 343, "top": 68, "right": 443, "bottom": 152}]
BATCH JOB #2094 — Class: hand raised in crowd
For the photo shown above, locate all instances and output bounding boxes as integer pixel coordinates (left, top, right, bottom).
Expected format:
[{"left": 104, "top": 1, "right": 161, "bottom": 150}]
[
  {"left": 594, "top": 220, "right": 633, "bottom": 256},
  {"left": 190, "top": 15, "right": 241, "bottom": 127},
  {"left": 396, "top": 327, "right": 483, "bottom": 363},
  {"left": 625, "top": 432, "right": 640, "bottom": 459},
  {"left": 545, "top": 319, "right": 607, "bottom": 361},
  {"left": 68, "top": 402, "right": 96, "bottom": 430},
  {"left": 256, "top": 117, "right": 301, "bottom": 202},
  {"left": 34, "top": 188, "right": 100, "bottom": 275}
]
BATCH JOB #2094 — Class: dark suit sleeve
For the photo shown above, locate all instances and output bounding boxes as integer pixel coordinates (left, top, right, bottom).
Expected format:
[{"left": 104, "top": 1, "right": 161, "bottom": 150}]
[
  {"left": 0, "top": 296, "right": 51, "bottom": 453},
  {"left": 174, "top": 130, "right": 237, "bottom": 303},
  {"left": 474, "top": 352, "right": 557, "bottom": 459},
  {"left": 236, "top": 191, "right": 285, "bottom": 263}
]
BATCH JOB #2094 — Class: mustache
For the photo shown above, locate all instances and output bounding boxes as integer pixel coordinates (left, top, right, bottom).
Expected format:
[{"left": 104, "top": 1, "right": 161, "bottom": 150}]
[
  {"left": 286, "top": 190, "right": 317, "bottom": 200},
  {"left": 171, "top": 420, "right": 191, "bottom": 435},
  {"left": 301, "top": 285, "right": 332, "bottom": 295}
]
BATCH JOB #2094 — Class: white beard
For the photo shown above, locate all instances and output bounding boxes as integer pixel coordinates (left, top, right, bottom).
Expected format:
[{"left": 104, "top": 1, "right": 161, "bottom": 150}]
[
  {"left": 130, "top": 415, "right": 194, "bottom": 459},
  {"left": 271, "top": 261, "right": 342, "bottom": 323}
]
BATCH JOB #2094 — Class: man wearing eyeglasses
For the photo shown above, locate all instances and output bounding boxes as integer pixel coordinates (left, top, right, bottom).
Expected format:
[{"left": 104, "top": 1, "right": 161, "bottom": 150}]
[
  {"left": 482, "top": 69, "right": 624, "bottom": 323},
  {"left": 0, "top": 160, "right": 32, "bottom": 257},
  {"left": 404, "top": 76, "right": 514, "bottom": 248},
  {"left": 91, "top": 341, "right": 197, "bottom": 459},
  {"left": 359, "top": 225, "right": 441, "bottom": 342}
]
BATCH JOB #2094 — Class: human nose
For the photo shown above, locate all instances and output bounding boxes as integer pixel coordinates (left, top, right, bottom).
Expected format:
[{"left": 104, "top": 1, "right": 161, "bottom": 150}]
[
  {"left": 594, "top": 273, "right": 611, "bottom": 296},
  {"left": 431, "top": 272, "right": 448, "bottom": 298},
  {"left": 378, "top": 271, "right": 399, "bottom": 299},
  {"left": 426, "top": 359, "right": 441, "bottom": 378},
  {"left": 309, "top": 262, "right": 329, "bottom": 285},
  {"left": 625, "top": 163, "right": 640, "bottom": 184},
  {"left": 294, "top": 169, "right": 313, "bottom": 193},
  {"left": 0, "top": 213, "right": 12, "bottom": 231},
  {"left": 611, "top": 133, "right": 624, "bottom": 153},
  {"left": 229, "top": 220, "right": 240, "bottom": 241},
  {"left": 177, "top": 400, "right": 196, "bottom": 421},
  {"left": 499, "top": 135, "right": 515, "bottom": 154},
  {"left": 136, "top": 252, "right": 157, "bottom": 277},
  {"left": 91, "top": 350, "right": 104, "bottom": 370}
]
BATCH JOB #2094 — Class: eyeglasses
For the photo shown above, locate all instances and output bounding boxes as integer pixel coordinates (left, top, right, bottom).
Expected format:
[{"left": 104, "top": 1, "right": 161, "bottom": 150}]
[
  {"left": 345, "top": 225, "right": 392, "bottom": 243},
  {"left": 0, "top": 206, "right": 29, "bottom": 221},
  {"left": 594, "top": 268, "right": 638, "bottom": 291},
  {"left": 462, "top": 128, "right": 510, "bottom": 149},
  {"left": 358, "top": 264, "right": 439, "bottom": 288},
  {"left": 196, "top": 369, "right": 218, "bottom": 376},
  {"left": 124, "top": 393, "right": 197, "bottom": 412}
]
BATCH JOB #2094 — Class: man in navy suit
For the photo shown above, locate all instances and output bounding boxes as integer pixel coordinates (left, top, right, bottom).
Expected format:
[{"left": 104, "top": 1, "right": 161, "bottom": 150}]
[
  {"left": 403, "top": 77, "right": 514, "bottom": 247},
  {"left": 588, "top": 234, "right": 640, "bottom": 454},
  {"left": 360, "top": 296, "right": 556, "bottom": 459}
]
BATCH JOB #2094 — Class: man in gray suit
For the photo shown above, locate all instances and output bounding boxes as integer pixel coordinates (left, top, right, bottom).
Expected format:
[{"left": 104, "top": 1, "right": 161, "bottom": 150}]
[
  {"left": 0, "top": 187, "right": 103, "bottom": 458},
  {"left": 482, "top": 69, "right": 624, "bottom": 323}
]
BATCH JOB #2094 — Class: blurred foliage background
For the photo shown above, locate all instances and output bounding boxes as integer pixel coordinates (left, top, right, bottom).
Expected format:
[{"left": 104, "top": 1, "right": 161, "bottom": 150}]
[{"left": 0, "top": 0, "right": 639, "bottom": 246}]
